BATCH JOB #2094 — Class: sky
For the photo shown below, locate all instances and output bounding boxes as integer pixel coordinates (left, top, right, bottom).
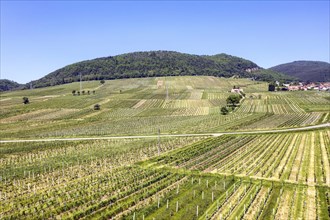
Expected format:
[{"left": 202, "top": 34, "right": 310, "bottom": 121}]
[{"left": 1, "top": 1, "right": 329, "bottom": 84}]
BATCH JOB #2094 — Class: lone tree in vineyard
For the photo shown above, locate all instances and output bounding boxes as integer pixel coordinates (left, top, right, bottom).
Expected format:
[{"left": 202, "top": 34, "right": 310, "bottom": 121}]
[
  {"left": 94, "top": 104, "right": 101, "bottom": 110},
  {"left": 220, "top": 107, "right": 229, "bottom": 115},
  {"left": 226, "top": 94, "right": 241, "bottom": 107},
  {"left": 268, "top": 83, "right": 276, "bottom": 91},
  {"left": 22, "top": 97, "right": 29, "bottom": 104}
]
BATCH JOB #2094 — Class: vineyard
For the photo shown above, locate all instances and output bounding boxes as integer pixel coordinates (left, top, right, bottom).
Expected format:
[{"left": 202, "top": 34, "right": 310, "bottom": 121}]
[
  {"left": 153, "top": 131, "right": 330, "bottom": 185},
  {"left": 1, "top": 76, "right": 329, "bottom": 139},
  {"left": 0, "top": 76, "right": 329, "bottom": 219},
  {"left": 1, "top": 131, "right": 329, "bottom": 219}
]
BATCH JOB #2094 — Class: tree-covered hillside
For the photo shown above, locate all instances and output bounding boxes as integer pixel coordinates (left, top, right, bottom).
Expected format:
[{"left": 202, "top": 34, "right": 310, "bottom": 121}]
[
  {"left": 251, "top": 69, "right": 296, "bottom": 83},
  {"left": 28, "top": 51, "right": 292, "bottom": 88},
  {"left": 0, "top": 79, "right": 22, "bottom": 92},
  {"left": 269, "top": 61, "right": 330, "bottom": 82}
]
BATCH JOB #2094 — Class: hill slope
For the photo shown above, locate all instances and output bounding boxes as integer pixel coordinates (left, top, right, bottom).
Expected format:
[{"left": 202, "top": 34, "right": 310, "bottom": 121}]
[
  {"left": 269, "top": 61, "right": 330, "bottom": 82},
  {"left": 0, "top": 79, "right": 22, "bottom": 92},
  {"left": 28, "top": 51, "right": 292, "bottom": 88}
]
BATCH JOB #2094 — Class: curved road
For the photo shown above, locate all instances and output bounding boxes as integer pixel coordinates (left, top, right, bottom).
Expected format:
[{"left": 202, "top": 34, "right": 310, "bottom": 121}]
[{"left": 1, "top": 123, "right": 329, "bottom": 143}]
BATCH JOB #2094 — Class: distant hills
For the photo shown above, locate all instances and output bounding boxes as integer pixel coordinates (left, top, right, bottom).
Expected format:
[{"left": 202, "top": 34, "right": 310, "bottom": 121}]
[
  {"left": 269, "top": 61, "right": 330, "bottom": 82},
  {"left": 0, "top": 79, "right": 22, "bottom": 92},
  {"left": 1, "top": 51, "right": 300, "bottom": 91},
  {"left": 26, "top": 51, "right": 293, "bottom": 89}
]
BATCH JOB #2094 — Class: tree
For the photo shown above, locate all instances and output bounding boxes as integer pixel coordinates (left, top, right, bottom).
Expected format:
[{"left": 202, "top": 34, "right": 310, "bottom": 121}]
[
  {"left": 220, "top": 107, "right": 229, "bottom": 115},
  {"left": 226, "top": 94, "right": 241, "bottom": 107},
  {"left": 87, "top": 90, "right": 90, "bottom": 95},
  {"left": 72, "top": 90, "right": 76, "bottom": 96},
  {"left": 77, "top": 91, "right": 80, "bottom": 96},
  {"left": 94, "top": 104, "right": 100, "bottom": 110},
  {"left": 82, "top": 90, "right": 85, "bottom": 95},
  {"left": 268, "top": 84, "right": 276, "bottom": 91},
  {"left": 93, "top": 90, "right": 96, "bottom": 94},
  {"left": 100, "top": 80, "right": 105, "bottom": 84},
  {"left": 23, "top": 97, "right": 29, "bottom": 104}
]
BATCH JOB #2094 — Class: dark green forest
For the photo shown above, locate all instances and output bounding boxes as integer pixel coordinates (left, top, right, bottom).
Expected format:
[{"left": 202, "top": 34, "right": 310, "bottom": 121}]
[
  {"left": 269, "top": 61, "right": 330, "bottom": 82},
  {"left": 0, "top": 79, "right": 22, "bottom": 92},
  {"left": 27, "top": 51, "right": 294, "bottom": 88}
]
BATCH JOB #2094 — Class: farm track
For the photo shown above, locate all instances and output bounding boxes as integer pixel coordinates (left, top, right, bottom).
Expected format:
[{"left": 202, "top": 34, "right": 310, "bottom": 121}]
[{"left": 1, "top": 123, "right": 329, "bottom": 143}]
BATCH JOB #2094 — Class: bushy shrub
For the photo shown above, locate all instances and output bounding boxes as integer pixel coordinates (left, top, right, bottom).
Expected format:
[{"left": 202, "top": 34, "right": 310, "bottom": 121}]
[{"left": 94, "top": 104, "right": 101, "bottom": 110}]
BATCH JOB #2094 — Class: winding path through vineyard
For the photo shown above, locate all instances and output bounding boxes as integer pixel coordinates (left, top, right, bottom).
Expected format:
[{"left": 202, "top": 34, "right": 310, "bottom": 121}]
[{"left": 1, "top": 122, "right": 329, "bottom": 143}]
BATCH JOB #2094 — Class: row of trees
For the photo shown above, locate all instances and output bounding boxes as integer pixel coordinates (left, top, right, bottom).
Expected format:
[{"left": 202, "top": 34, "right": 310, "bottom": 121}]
[
  {"left": 72, "top": 90, "right": 95, "bottom": 96},
  {"left": 72, "top": 80, "right": 104, "bottom": 95}
]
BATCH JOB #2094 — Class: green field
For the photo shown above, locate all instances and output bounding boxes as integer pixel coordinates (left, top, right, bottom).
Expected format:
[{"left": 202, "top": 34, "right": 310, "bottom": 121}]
[
  {"left": 1, "top": 76, "right": 329, "bottom": 139},
  {"left": 0, "top": 76, "right": 329, "bottom": 219}
]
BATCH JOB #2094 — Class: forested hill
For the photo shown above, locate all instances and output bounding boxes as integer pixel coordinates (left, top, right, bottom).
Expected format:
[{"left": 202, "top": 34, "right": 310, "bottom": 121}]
[
  {"left": 0, "top": 79, "right": 22, "bottom": 92},
  {"left": 28, "top": 51, "right": 293, "bottom": 88},
  {"left": 269, "top": 61, "right": 330, "bottom": 82}
]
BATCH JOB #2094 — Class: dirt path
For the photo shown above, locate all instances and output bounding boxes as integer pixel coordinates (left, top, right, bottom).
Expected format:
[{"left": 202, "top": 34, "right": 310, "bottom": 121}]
[
  {"left": 319, "top": 131, "right": 330, "bottom": 185},
  {"left": 307, "top": 133, "right": 315, "bottom": 184},
  {"left": 305, "top": 187, "right": 317, "bottom": 220}
]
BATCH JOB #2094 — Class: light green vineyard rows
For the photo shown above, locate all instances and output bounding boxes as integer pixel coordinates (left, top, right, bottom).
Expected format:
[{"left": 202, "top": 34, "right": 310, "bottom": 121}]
[
  {"left": 1, "top": 76, "right": 330, "bottom": 219},
  {"left": 1, "top": 76, "right": 329, "bottom": 139},
  {"left": 155, "top": 131, "right": 330, "bottom": 186},
  {"left": 0, "top": 137, "right": 203, "bottom": 180},
  {"left": 0, "top": 109, "right": 328, "bottom": 139},
  {"left": 1, "top": 132, "right": 329, "bottom": 219},
  {"left": 1, "top": 113, "right": 265, "bottom": 138}
]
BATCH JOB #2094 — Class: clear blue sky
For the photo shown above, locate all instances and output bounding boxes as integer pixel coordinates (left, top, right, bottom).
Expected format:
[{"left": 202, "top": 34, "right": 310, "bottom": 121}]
[{"left": 1, "top": 1, "right": 329, "bottom": 83}]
